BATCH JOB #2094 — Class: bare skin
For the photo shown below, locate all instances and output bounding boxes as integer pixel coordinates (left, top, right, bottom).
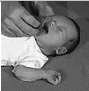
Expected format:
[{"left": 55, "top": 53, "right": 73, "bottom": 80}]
[
  {"left": 2, "top": 1, "right": 61, "bottom": 85},
  {"left": 1, "top": 1, "right": 40, "bottom": 37},
  {"left": 12, "top": 65, "right": 61, "bottom": 85}
]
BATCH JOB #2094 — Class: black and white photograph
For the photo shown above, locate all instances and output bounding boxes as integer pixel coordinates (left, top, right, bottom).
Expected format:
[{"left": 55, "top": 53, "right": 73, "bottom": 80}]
[{"left": 1, "top": 1, "right": 89, "bottom": 91}]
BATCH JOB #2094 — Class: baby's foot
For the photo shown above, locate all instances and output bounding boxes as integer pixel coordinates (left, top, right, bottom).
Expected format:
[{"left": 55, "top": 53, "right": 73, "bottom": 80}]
[{"left": 45, "top": 70, "right": 61, "bottom": 85}]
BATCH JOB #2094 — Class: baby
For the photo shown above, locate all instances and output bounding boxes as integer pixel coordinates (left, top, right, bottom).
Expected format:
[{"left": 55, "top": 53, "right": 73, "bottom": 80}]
[{"left": 1, "top": 15, "right": 80, "bottom": 85}]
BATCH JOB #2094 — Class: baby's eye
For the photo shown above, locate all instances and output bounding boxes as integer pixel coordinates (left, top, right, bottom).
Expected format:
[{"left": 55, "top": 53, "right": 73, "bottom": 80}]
[
  {"left": 59, "top": 27, "right": 63, "bottom": 32},
  {"left": 51, "top": 21, "right": 55, "bottom": 27},
  {"left": 51, "top": 21, "right": 62, "bottom": 33}
]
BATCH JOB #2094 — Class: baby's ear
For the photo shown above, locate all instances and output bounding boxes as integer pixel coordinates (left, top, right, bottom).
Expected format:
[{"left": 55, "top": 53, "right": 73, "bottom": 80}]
[{"left": 55, "top": 47, "right": 67, "bottom": 55}]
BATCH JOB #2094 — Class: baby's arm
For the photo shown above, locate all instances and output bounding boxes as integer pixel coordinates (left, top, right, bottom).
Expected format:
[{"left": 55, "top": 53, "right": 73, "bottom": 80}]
[{"left": 12, "top": 65, "right": 61, "bottom": 85}]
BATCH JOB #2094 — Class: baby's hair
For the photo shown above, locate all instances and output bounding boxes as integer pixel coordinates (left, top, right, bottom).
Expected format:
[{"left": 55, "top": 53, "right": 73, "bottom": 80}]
[{"left": 63, "top": 17, "right": 80, "bottom": 54}]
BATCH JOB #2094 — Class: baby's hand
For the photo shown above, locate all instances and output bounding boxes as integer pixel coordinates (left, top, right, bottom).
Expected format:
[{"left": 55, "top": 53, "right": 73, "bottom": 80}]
[{"left": 44, "top": 70, "right": 61, "bottom": 85}]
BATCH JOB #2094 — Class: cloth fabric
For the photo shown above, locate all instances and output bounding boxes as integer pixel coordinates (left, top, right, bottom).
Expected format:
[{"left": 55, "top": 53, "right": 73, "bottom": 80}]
[{"left": 1, "top": 35, "right": 48, "bottom": 69}]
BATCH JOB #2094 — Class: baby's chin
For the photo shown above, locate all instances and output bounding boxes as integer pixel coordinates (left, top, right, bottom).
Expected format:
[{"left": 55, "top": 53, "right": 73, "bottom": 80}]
[{"left": 39, "top": 46, "right": 55, "bottom": 56}]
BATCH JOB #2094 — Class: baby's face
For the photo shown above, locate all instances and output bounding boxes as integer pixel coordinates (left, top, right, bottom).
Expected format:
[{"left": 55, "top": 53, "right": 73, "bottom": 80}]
[{"left": 36, "top": 16, "right": 77, "bottom": 55}]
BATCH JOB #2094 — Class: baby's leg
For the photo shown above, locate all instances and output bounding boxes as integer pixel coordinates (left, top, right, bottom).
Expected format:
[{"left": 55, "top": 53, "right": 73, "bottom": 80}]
[{"left": 12, "top": 65, "right": 61, "bottom": 85}]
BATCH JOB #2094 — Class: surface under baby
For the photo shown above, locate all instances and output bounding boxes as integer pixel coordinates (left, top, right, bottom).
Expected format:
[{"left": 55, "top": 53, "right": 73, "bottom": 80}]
[{"left": 1, "top": 15, "right": 80, "bottom": 85}]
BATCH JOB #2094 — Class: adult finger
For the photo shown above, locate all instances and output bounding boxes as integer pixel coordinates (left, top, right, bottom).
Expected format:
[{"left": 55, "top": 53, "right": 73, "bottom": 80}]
[
  {"left": 21, "top": 11, "right": 40, "bottom": 27},
  {"left": 15, "top": 18, "right": 39, "bottom": 36},
  {"left": 4, "top": 18, "right": 27, "bottom": 37},
  {"left": 1, "top": 23, "right": 16, "bottom": 37},
  {"left": 9, "top": 7, "right": 40, "bottom": 27}
]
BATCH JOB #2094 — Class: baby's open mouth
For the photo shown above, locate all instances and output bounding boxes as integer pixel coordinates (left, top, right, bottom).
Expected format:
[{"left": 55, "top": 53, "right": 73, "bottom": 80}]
[
  {"left": 38, "top": 21, "right": 49, "bottom": 35},
  {"left": 42, "top": 22, "right": 49, "bottom": 34}
]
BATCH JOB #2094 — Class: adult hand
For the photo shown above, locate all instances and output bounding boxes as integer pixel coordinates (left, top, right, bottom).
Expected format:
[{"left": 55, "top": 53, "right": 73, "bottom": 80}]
[{"left": 1, "top": 2, "right": 40, "bottom": 37}]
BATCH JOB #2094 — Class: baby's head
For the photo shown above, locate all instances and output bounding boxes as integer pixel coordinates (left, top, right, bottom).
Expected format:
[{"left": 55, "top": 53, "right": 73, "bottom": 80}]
[{"left": 36, "top": 16, "right": 80, "bottom": 56}]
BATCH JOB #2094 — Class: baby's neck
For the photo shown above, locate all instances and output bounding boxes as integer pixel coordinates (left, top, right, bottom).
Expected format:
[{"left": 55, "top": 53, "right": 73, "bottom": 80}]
[{"left": 35, "top": 37, "right": 55, "bottom": 56}]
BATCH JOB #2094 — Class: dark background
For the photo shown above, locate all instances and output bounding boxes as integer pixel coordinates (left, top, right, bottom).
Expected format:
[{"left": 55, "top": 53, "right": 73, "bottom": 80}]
[{"left": 1, "top": 1, "right": 89, "bottom": 91}]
